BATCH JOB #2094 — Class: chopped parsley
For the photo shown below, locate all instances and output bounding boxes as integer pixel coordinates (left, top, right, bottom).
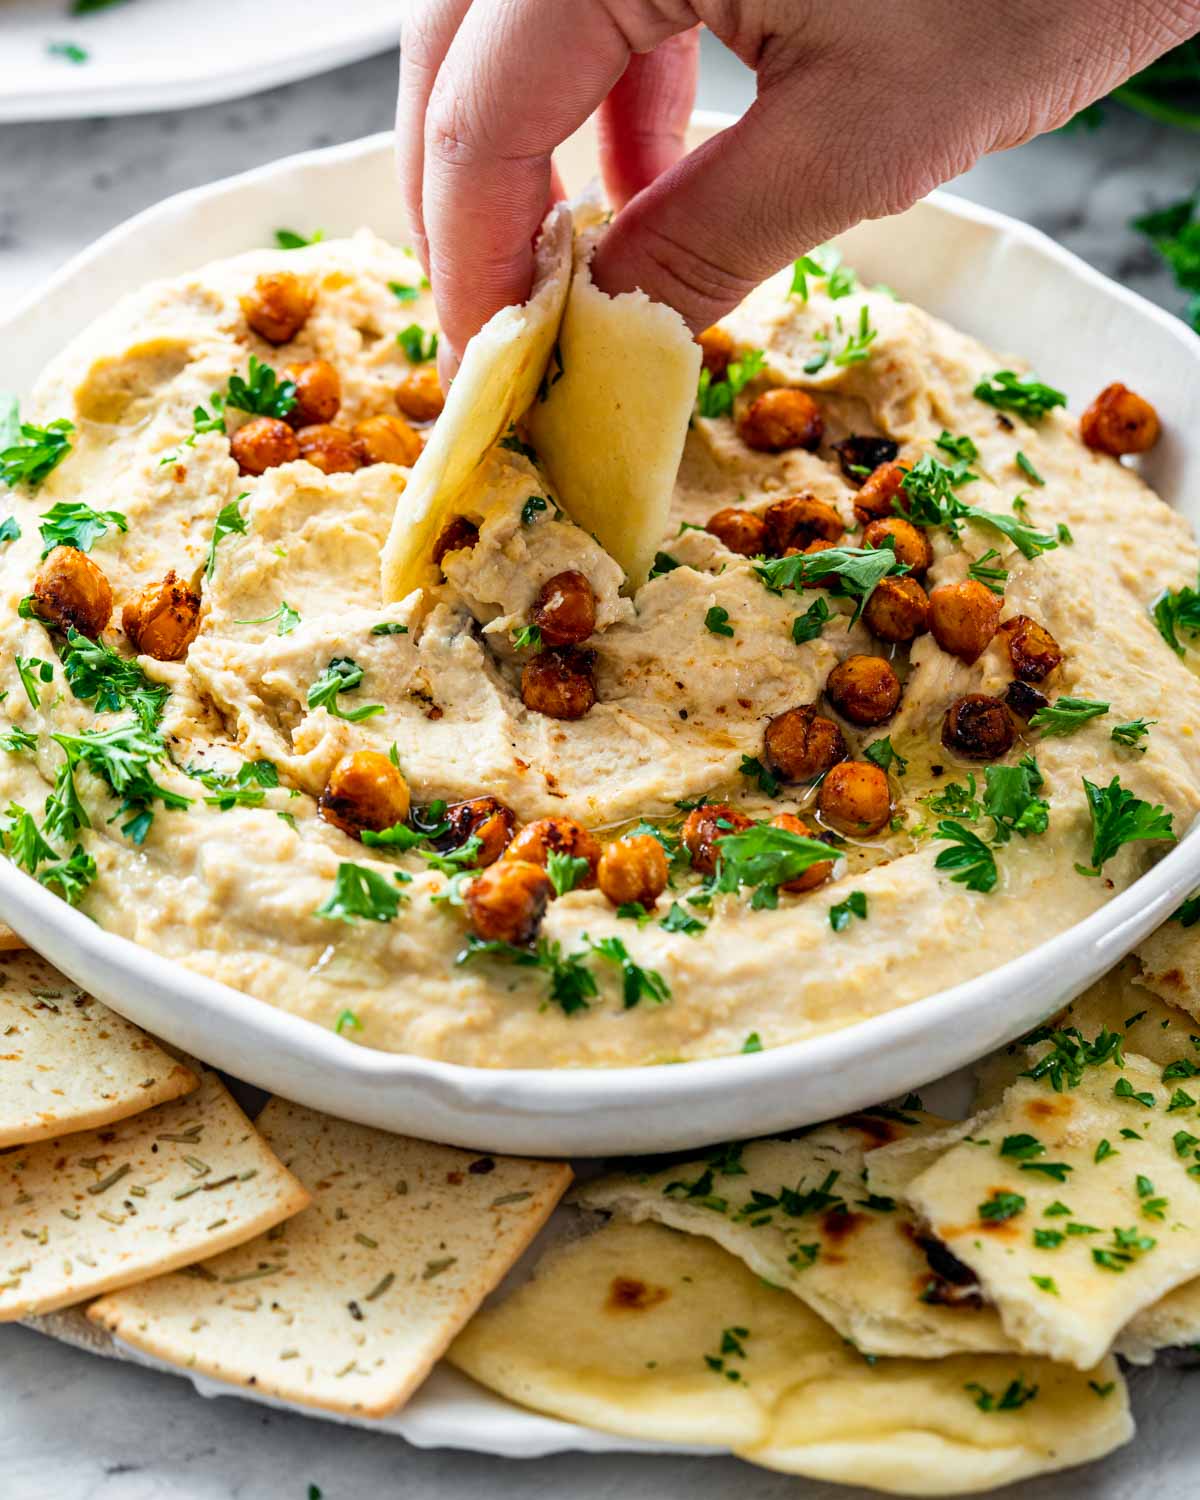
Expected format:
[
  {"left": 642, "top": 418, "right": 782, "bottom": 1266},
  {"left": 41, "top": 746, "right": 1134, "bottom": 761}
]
[
  {"left": 521, "top": 495, "right": 548, "bottom": 525},
  {"left": 833, "top": 305, "right": 877, "bottom": 365},
  {"left": 204, "top": 494, "right": 249, "bottom": 580},
  {"left": 1093, "top": 1226, "right": 1156, "bottom": 1272},
  {"left": 696, "top": 348, "right": 765, "bottom": 420},
  {"left": 713, "top": 822, "right": 835, "bottom": 908},
  {"left": 1023, "top": 1025, "right": 1124, "bottom": 1092},
  {"left": 791, "top": 596, "right": 831, "bottom": 644},
  {"left": 57, "top": 628, "right": 170, "bottom": 732},
  {"left": 371, "top": 622, "right": 408, "bottom": 635},
  {"left": 1000, "top": 1133, "right": 1044, "bottom": 1161},
  {"left": 588, "top": 935, "right": 670, "bottom": 1009},
  {"left": 649, "top": 552, "right": 680, "bottom": 579},
  {"left": 933, "top": 820, "right": 997, "bottom": 893},
  {"left": 964, "top": 1375, "right": 1039, "bottom": 1412},
  {"left": 978, "top": 1190, "right": 1025, "bottom": 1222},
  {"left": 1028, "top": 696, "right": 1109, "bottom": 737},
  {"left": 661, "top": 901, "right": 705, "bottom": 937},
  {"left": 864, "top": 736, "right": 907, "bottom": 776},
  {"left": 1110, "top": 718, "right": 1154, "bottom": 750},
  {"left": 790, "top": 245, "right": 858, "bottom": 301},
  {"left": 546, "top": 850, "right": 590, "bottom": 897},
  {"left": 756, "top": 543, "right": 907, "bottom": 626},
  {"left": 224, "top": 357, "right": 296, "bottom": 419},
  {"left": 275, "top": 228, "right": 325, "bottom": 249},
  {"left": 967, "top": 549, "right": 1009, "bottom": 594},
  {"left": 48, "top": 40, "right": 89, "bottom": 63},
  {"left": 498, "top": 425, "right": 538, "bottom": 463},
  {"left": 0, "top": 726, "right": 37, "bottom": 754},
  {"left": 973, "top": 371, "right": 1067, "bottom": 421},
  {"left": 1077, "top": 775, "right": 1175, "bottom": 877},
  {"left": 982, "top": 759, "right": 1049, "bottom": 843},
  {"left": 741, "top": 1032, "right": 763, "bottom": 1054},
  {"left": 387, "top": 280, "right": 420, "bottom": 303},
  {"left": 235, "top": 600, "right": 300, "bottom": 636},
  {"left": 1015, "top": 452, "right": 1045, "bottom": 485},
  {"left": 1030, "top": 1275, "right": 1059, "bottom": 1296},
  {"left": 334, "top": 1008, "right": 362, "bottom": 1035},
  {"left": 50, "top": 721, "right": 191, "bottom": 845},
  {"left": 38, "top": 500, "right": 127, "bottom": 558},
  {"left": 0, "top": 407, "right": 74, "bottom": 490},
  {"left": 315, "top": 862, "right": 405, "bottom": 923},
  {"left": 510, "top": 624, "right": 543, "bottom": 651},
  {"left": 397, "top": 324, "right": 438, "bottom": 364},
  {"left": 704, "top": 606, "right": 734, "bottom": 638},
  {"left": 738, "top": 755, "right": 780, "bottom": 797},
  {"left": 935, "top": 431, "right": 979, "bottom": 464},
  {"left": 1151, "top": 574, "right": 1200, "bottom": 656},
  {"left": 829, "top": 890, "right": 867, "bottom": 932},
  {"left": 458, "top": 936, "right": 598, "bottom": 1016},
  {"left": 15, "top": 655, "right": 54, "bottom": 710},
  {"left": 1114, "top": 1076, "right": 1156, "bottom": 1108},
  {"left": 306, "top": 658, "right": 385, "bottom": 722},
  {"left": 0, "top": 517, "right": 19, "bottom": 544}
]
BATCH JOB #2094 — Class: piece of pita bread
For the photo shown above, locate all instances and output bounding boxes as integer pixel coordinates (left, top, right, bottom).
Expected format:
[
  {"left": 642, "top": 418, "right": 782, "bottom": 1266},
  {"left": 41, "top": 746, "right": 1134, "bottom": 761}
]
[
  {"left": 579, "top": 1111, "right": 1014, "bottom": 1359},
  {"left": 0, "top": 949, "right": 197, "bottom": 1147},
  {"left": 448, "top": 1217, "right": 1130, "bottom": 1495},
  {"left": 1136, "top": 913, "right": 1200, "bottom": 1019},
  {"left": 88, "top": 1099, "right": 572, "bottom": 1418},
  {"left": 380, "top": 204, "right": 573, "bottom": 602},
  {"left": 0, "top": 1069, "right": 308, "bottom": 1319}
]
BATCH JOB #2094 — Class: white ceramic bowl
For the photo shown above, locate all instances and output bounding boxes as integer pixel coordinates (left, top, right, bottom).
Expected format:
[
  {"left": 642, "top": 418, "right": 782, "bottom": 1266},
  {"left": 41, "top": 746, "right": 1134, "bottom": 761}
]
[{"left": 4, "top": 123, "right": 1200, "bottom": 1156}]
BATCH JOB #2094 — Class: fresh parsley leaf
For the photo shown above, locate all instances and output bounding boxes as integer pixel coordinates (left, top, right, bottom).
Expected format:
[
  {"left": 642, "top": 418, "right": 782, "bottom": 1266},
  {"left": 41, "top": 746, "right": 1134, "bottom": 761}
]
[
  {"left": 51, "top": 720, "right": 191, "bottom": 844},
  {"left": 498, "top": 424, "right": 538, "bottom": 463},
  {"left": 47, "top": 40, "right": 89, "bottom": 63},
  {"left": 1028, "top": 696, "right": 1109, "bottom": 737},
  {"left": 1111, "top": 718, "right": 1154, "bottom": 750},
  {"left": 791, "top": 596, "right": 831, "bottom": 644},
  {"left": 1172, "top": 892, "right": 1200, "bottom": 928},
  {"left": 973, "top": 371, "right": 1067, "bottom": 421},
  {"left": 741, "top": 1031, "right": 763, "bottom": 1053},
  {"left": 589, "top": 935, "right": 670, "bottom": 1009},
  {"left": 964, "top": 1375, "right": 1039, "bottom": 1412},
  {"left": 933, "top": 820, "right": 997, "bottom": 893},
  {"left": 397, "top": 324, "right": 438, "bottom": 364},
  {"left": 898, "top": 453, "right": 977, "bottom": 529},
  {"left": 371, "top": 622, "right": 408, "bottom": 635},
  {"left": 934, "top": 431, "right": 980, "bottom": 464},
  {"left": 334, "top": 1008, "right": 362, "bottom": 1034},
  {"left": 546, "top": 850, "right": 590, "bottom": 897},
  {"left": 789, "top": 245, "right": 857, "bottom": 301},
  {"left": 966, "top": 549, "right": 1009, "bottom": 594},
  {"left": 0, "top": 726, "right": 37, "bottom": 754},
  {"left": 15, "top": 655, "right": 53, "bottom": 709},
  {"left": 306, "top": 657, "right": 385, "bottom": 722},
  {"left": 388, "top": 279, "right": 423, "bottom": 303},
  {"left": 1151, "top": 574, "right": 1200, "bottom": 655},
  {"left": 1015, "top": 451, "right": 1045, "bottom": 485},
  {"left": 1, "top": 803, "right": 56, "bottom": 872},
  {"left": 978, "top": 1190, "right": 1026, "bottom": 1222},
  {"left": 756, "top": 543, "right": 908, "bottom": 626},
  {"left": 982, "top": 760, "right": 1049, "bottom": 843},
  {"left": 38, "top": 500, "right": 127, "bottom": 558},
  {"left": 204, "top": 494, "right": 249, "bottom": 580},
  {"left": 649, "top": 551, "right": 680, "bottom": 579},
  {"left": 37, "top": 844, "right": 96, "bottom": 905},
  {"left": 521, "top": 495, "right": 548, "bottom": 525},
  {"left": 1077, "top": 775, "right": 1175, "bottom": 876},
  {"left": 704, "top": 606, "right": 734, "bottom": 638},
  {"left": 1001, "top": 1133, "right": 1044, "bottom": 1161},
  {"left": 235, "top": 600, "right": 300, "bottom": 636},
  {"left": 923, "top": 775, "right": 981, "bottom": 820},
  {"left": 223, "top": 357, "right": 296, "bottom": 419},
  {"left": 1114, "top": 1076, "right": 1156, "bottom": 1108},
  {"left": 829, "top": 890, "right": 867, "bottom": 932},
  {"left": 833, "top": 304, "right": 877, "bottom": 366},
  {"left": 1023, "top": 1026, "right": 1124, "bottom": 1093},
  {"left": 315, "top": 862, "right": 405, "bottom": 923},
  {"left": 57, "top": 628, "right": 170, "bottom": 732},
  {"left": 661, "top": 901, "right": 705, "bottom": 936},
  {"left": 0, "top": 517, "right": 19, "bottom": 544},
  {"left": 696, "top": 349, "right": 765, "bottom": 420},
  {"left": 1, "top": 413, "right": 74, "bottom": 490},
  {"left": 738, "top": 755, "right": 779, "bottom": 797},
  {"left": 274, "top": 228, "right": 325, "bottom": 249},
  {"left": 458, "top": 935, "right": 599, "bottom": 1016},
  {"left": 713, "top": 822, "right": 835, "bottom": 903},
  {"left": 511, "top": 624, "right": 543, "bottom": 651},
  {"left": 864, "top": 737, "right": 907, "bottom": 776}
]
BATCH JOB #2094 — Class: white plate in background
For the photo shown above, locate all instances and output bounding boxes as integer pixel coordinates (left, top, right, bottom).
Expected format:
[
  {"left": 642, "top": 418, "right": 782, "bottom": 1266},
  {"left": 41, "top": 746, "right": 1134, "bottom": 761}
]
[
  {"left": 0, "top": 0, "right": 401, "bottom": 122},
  {"left": 2, "top": 123, "right": 1199, "bottom": 1158}
]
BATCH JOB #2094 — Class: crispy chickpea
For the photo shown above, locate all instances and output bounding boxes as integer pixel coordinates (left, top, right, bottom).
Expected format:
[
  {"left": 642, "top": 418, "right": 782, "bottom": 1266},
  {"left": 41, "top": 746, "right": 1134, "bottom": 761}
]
[
  {"left": 767, "top": 812, "right": 834, "bottom": 893},
  {"left": 442, "top": 796, "right": 515, "bottom": 867},
  {"left": 997, "top": 614, "right": 1064, "bottom": 683},
  {"left": 681, "top": 803, "right": 752, "bottom": 875},
  {"left": 353, "top": 413, "right": 422, "bottom": 468},
  {"left": 1080, "top": 382, "right": 1160, "bottom": 456},
  {"left": 295, "top": 423, "right": 362, "bottom": 475},
  {"left": 862, "top": 575, "right": 930, "bottom": 644},
  {"left": 737, "top": 389, "right": 823, "bottom": 453},
  {"left": 831, "top": 434, "right": 899, "bottom": 482},
  {"left": 763, "top": 494, "right": 844, "bottom": 554},
  {"left": 465, "top": 859, "right": 553, "bottom": 945},
  {"left": 531, "top": 569, "right": 597, "bottom": 648},
  {"left": 32, "top": 546, "right": 112, "bottom": 638},
  {"left": 432, "top": 515, "right": 479, "bottom": 567},
  {"left": 862, "top": 516, "right": 933, "bottom": 576},
  {"left": 122, "top": 570, "right": 201, "bottom": 661},
  {"left": 853, "top": 461, "right": 907, "bottom": 524},
  {"left": 817, "top": 761, "right": 892, "bottom": 836},
  {"left": 285, "top": 359, "right": 340, "bottom": 427},
  {"left": 597, "top": 834, "right": 669, "bottom": 909},
  {"left": 928, "top": 579, "right": 1002, "bottom": 664},
  {"left": 395, "top": 365, "right": 445, "bottom": 424},
  {"left": 697, "top": 325, "right": 735, "bottom": 380},
  {"left": 1004, "top": 680, "right": 1049, "bottom": 720},
  {"left": 825, "top": 655, "right": 901, "bottom": 727},
  {"left": 318, "top": 750, "right": 411, "bottom": 839},
  {"left": 505, "top": 816, "right": 601, "bottom": 888},
  {"left": 240, "top": 271, "right": 314, "bottom": 345},
  {"left": 706, "top": 507, "right": 767, "bottom": 556},
  {"left": 230, "top": 416, "right": 299, "bottom": 475},
  {"left": 764, "top": 705, "right": 847, "bottom": 782},
  {"left": 520, "top": 647, "right": 596, "bottom": 720},
  {"left": 941, "top": 694, "right": 1017, "bottom": 759}
]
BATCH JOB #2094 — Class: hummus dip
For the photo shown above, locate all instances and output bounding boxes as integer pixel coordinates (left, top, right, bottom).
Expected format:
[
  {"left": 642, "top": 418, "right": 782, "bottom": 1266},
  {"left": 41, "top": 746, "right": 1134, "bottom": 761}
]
[{"left": 0, "top": 229, "right": 1197, "bottom": 1068}]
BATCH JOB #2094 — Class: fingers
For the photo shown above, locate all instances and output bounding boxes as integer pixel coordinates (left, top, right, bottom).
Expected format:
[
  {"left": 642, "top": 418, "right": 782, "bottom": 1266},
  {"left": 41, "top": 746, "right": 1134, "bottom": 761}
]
[{"left": 596, "top": 28, "right": 700, "bottom": 210}]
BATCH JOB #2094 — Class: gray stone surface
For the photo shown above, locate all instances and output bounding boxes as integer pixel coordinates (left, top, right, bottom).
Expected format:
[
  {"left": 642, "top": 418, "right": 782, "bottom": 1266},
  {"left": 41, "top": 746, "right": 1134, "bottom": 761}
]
[{"left": 2, "top": 28, "right": 1199, "bottom": 1500}]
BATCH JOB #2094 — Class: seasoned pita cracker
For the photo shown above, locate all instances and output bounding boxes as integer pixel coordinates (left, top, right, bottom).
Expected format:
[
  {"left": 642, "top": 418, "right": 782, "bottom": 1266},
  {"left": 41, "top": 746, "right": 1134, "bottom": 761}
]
[
  {"left": 88, "top": 1099, "right": 571, "bottom": 1418},
  {"left": 380, "top": 204, "right": 572, "bottom": 601},
  {"left": 900, "top": 1045, "right": 1200, "bottom": 1369},
  {"left": 0, "top": 1070, "right": 308, "bottom": 1319},
  {"left": 448, "top": 1218, "right": 1130, "bottom": 1495},
  {"left": 0, "top": 950, "right": 197, "bottom": 1147},
  {"left": 579, "top": 1110, "right": 1014, "bottom": 1359}
]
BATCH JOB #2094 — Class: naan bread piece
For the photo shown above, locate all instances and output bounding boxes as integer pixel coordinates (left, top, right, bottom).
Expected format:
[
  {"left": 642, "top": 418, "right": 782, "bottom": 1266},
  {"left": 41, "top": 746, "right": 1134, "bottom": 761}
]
[
  {"left": 527, "top": 215, "right": 701, "bottom": 590},
  {"left": 0, "top": 1070, "right": 308, "bottom": 1318},
  {"left": 88, "top": 1100, "right": 572, "bottom": 1418},
  {"left": 900, "top": 1047, "right": 1200, "bottom": 1369},
  {"left": 579, "top": 1113, "right": 1015, "bottom": 1358},
  {"left": 0, "top": 950, "right": 197, "bottom": 1147},
  {"left": 1136, "top": 914, "right": 1200, "bottom": 1020},
  {"left": 380, "top": 203, "right": 572, "bottom": 601},
  {"left": 448, "top": 1218, "right": 1131, "bottom": 1495}
]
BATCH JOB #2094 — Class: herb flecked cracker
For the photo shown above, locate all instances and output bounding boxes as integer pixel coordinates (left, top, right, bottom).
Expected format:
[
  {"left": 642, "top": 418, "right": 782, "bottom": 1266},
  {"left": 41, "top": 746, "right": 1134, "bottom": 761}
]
[
  {"left": 0, "top": 1069, "right": 308, "bottom": 1319},
  {"left": 448, "top": 1218, "right": 1131, "bottom": 1494},
  {"left": 88, "top": 1099, "right": 572, "bottom": 1417},
  {"left": 0, "top": 950, "right": 197, "bottom": 1147},
  {"left": 578, "top": 1110, "right": 1015, "bottom": 1359}
]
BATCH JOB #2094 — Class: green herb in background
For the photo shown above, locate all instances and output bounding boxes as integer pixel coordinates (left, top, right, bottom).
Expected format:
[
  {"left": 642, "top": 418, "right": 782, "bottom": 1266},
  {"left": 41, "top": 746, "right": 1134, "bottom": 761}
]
[{"left": 1131, "top": 194, "right": 1200, "bottom": 333}]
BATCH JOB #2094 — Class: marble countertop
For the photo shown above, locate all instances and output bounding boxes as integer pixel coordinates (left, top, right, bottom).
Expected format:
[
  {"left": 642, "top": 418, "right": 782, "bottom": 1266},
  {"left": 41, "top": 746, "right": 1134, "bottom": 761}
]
[{"left": 2, "top": 31, "right": 1198, "bottom": 1500}]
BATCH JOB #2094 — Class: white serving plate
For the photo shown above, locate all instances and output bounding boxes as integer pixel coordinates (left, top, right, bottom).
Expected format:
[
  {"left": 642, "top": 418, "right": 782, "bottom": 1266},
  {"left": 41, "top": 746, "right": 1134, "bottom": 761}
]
[
  {"left": 0, "top": 0, "right": 402, "bottom": 122},
  {"left": 3, "top": 123, "right": 1200, "bottom": 1157}
]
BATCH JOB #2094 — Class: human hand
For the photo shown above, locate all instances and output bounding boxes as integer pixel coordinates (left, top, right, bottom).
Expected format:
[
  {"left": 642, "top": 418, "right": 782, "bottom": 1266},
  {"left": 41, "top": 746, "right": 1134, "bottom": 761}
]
[{"left": 398, "top": 0, "right": 1200, "bottom": 363}]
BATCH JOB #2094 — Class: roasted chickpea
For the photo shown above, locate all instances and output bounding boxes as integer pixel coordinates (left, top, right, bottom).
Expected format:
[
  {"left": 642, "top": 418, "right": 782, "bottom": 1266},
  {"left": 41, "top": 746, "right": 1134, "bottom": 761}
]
[
  {"left": 285, "top": 359, "right": 340, "bottom": 427},
  {"left": 928, "top": 579, "right": 1002, "bottom": 664},
  {"left": 230, "top": 416, "right": 299, "bottom": 475},
  {"left": 353, "top": 413, "right": 422, "bottom": 468},
  {"left": 861, "top": 517, "right": 933, "bottom": 577},
  {"left": 825, "top": 655, "right": 901, "bottom": 727},
  {"left": 505, "top": 816, "right": 601, "bottom": 888},
  {"left": 520, "top": 647, "right": 596, "bottom": 720},
  {"left": 997, "top": 614, "right": 1064, "bottom": 683},
  {"left": 1004, "top": 680, "right": 1049, "bottom": 720},
  {"left": 853, "top": 461, "right": 907, "bottom": 524},
  {"left": 441, "top": 796, "right": 515, "bottom": 867},
  {"left": 597, "top": 834, "right": 669, "bottom": 909},
  {"left": 697, "top": 325, "right": 735, "bottom": 380},
  {"left": 295, "top": 423, "right": 362, "bottom": 475},
  {"left": 531, "top": 570, "right": 597, "bottom": 648},
  {"left": 122, "top": 569, "right": 202, "bottom": 661},
  {"left": 770, "top": 812, "right": 835, "bottom": 892},
  {"left": 32, "top": 546, "right": 112, "bottom": 638},
  {"left": 395, "top": 365, "right": 445, "bottom": 424},
  {"left": 681, "top": 803, "right": 752, "bottom": 875},
  {"left": 706, "top": 507, "right": 767, "bottom": 556},
  {"left": 862, "top": 575, "right": 930, "bottom": 644},
  {"left": 817, "top": 761, "right": 892, "bottom": 836},
  {"left": 1080, "top": 383, "right": 1159, "bottom": 456},
  {"left": 318, "top": 750, "right": 411, "bottom": 838},
  {"left": 831, "top": 434, "right": 899, "bottom": 482},
  {"left": 763, "top": 494, "right": 844, "bottom": 554},
  {"left": 432, "top": 515, "right": 479, "bottom": 567},
  {"left": 240, "top": 271, "right": 314, "bottom": 345},
  {"left": 941, "top": 694, "right": 1017, "bottom": 760},
  {"left": 737, "top": 389, "right": 823, "bottom": 453},
  {"left": 465, "top": 859, "right": 553, "bottom": 945},
  {"left": 764, "top": 705, "right": 847, "bottom": 782}
]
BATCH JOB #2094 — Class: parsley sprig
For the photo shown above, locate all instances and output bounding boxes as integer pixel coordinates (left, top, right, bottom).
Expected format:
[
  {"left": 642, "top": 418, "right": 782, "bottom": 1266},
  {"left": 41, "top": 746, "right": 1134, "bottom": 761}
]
[
  {"left": 696, "top": 349, "right": 765, "bottom": 420},
  {"left": 205, "top": 494, "right": 249, "bottom": 580},
  {"left": 755, "top": 542, "right": 908, "bottom": 626},
  {"left": 224, "top": 356, "right": 296, "bottom": 419},
  {"left": 307, "top": 658, "right": 385, "bottom": 723},
  {"left": 315, "top": 862, "right": 407, "bottom": 923},
  {"left": 1028, "top": 696, "right": 1109, "bottom": 738},
  {"left": 973, "top": 371, "right": 1067, "bottom": 421},
  {"left": 712, "top": 822, "right": 836, "bottom": 909},
  {"left": 1151, "top": 573, "right": 1200, "bottom": 656},
  {"left": 0, "top": 400, "right": 74, "bottom": 490},
  {"left": 38, "top": 500, "right": 127, "bottom": 558},
  {"left": 1077, "top": 775, "right": 1175, "bottom": 876},
  {"left": 57, "top": 628, "right": 170, "bottom": 732}
]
